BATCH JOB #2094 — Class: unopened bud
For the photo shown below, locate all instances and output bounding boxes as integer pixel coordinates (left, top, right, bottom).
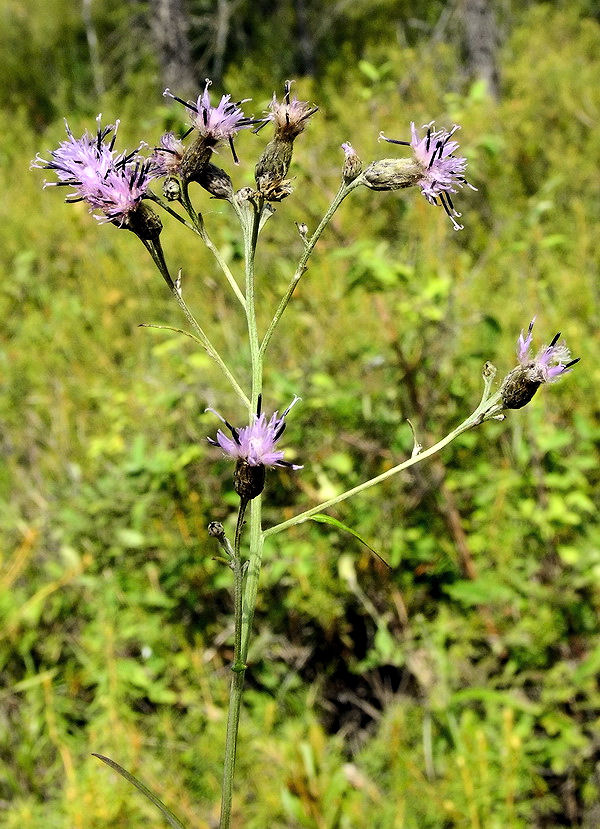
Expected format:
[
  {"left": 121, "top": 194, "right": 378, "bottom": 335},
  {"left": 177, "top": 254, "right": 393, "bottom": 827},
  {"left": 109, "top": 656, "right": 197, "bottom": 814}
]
[
  {"left": 199, "top": 163, "right": 234, "bottom": 199},
  {"left": 341, "top": 143, "right": 362, "bottom": 183},
  {"left": 208, "top": 521, "right": 226, "bottom": 539},
  {"left": 123, "top": 203, "right": 163, "bottom": 240},
  {"left": 163, "top": 176, "right": 181, "bottom": 201},
  {"left": 363, "top": 158, "right": 422, "bottom": 191},
  {"left": 234, "top": 459, "right": 265, "bottom": 501}
]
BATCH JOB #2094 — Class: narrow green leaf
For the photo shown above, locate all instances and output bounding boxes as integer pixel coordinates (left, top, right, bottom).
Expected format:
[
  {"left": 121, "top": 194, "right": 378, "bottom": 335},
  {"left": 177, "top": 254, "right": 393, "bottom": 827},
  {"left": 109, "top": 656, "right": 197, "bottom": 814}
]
[
  {"left": 308, "top": 514, "right": 390, "bottom": 568},
  {"left": 92, "top": 753, "right": 186, "bottom": 829}
]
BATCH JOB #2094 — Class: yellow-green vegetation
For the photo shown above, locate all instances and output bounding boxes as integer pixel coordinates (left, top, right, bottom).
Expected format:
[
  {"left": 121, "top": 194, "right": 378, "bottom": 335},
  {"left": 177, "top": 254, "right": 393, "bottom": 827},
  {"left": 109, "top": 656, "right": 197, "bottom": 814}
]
[{"left": 2, "top": 4, "right": 600, "bottom": 827}]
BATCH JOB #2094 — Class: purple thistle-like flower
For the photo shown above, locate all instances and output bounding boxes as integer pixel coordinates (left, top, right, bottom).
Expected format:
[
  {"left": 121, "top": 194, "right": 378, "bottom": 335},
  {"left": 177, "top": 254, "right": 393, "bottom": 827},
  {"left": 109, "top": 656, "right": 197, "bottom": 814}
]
[
  {"left": 517, "top": 319, "right": 579, "bottom": 382},
  {"left": 164, "top": 80, "right": 255, "bottom": 147},
  {"left": 31, "top": 116, "right": 159, "bottom": 227},
  {"left": 379, "top": 121, "right": 477, "bottom": 230},
  {"left": 259, "top": 81, "right": 318, "bottom": 140},
  {"left": 207, "top": 396, "right": 303, "bottom": 470},
  {"left": 501, "top": 319, "right": 579, "bottom": 409}
]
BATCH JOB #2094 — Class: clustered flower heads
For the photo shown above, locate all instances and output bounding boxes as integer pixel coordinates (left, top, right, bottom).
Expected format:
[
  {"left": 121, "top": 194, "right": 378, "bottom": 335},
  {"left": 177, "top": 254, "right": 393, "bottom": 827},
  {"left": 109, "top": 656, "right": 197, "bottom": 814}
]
[
  {"left": 500, "top": 319, "right": 580, "bottom": 409},
  {"left": 363, "top": 121, "right": 476, "bottom": 230},
  {"left": 207, "top": 396, "right": 302, "bottom": 501},
  {"left": 31, "top": 116, "right": 161, "bottom": 238}
]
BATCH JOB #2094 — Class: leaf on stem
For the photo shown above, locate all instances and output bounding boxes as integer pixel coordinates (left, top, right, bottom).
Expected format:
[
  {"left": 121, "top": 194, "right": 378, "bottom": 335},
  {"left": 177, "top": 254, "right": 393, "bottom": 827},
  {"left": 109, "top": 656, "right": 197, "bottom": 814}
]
[
  {"left": 91, "top": 753, "right": 186, "bottom": 829},
  {"left": 308, "top": 514, "right": 390, "bottom": 569}
]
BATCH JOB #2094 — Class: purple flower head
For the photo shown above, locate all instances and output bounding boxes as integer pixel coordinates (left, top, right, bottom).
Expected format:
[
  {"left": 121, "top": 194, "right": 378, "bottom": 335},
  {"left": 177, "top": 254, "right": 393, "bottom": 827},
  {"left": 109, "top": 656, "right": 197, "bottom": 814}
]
[
  {"left": 207, "top": 395, "right": 303, "bottom": 470},
  {"left": 31, "top": 115, "right": 118, "bottom": 191},
  {"left": 501, "top": 319, "right": 579, "bottom": 409},
  {"left": 31, "top": 116, "right": 159, "bottom": 227},
  {"left": 150, "top": 132, "right": 185, "bottom": 177},
  {"left": 164, "top": 80, "right": 256, "bottom": 163},
  {"left": 517, "top": 319, "right": 579, "bottom": 382},
  {"left": 379, "top": 121, "right": 477, "bottom": 230},
  {"left": 260, "top": 81, "right": 318, "bottom": 140}
]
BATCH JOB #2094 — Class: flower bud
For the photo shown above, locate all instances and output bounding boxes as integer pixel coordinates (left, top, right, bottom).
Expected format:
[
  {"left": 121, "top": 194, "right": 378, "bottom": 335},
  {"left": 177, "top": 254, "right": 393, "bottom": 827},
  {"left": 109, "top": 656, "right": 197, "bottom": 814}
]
[
  {"left": 163, "top": 176, "right": 182, "bottom": 201},
  {"left": 234, "top": 458, "right": 266, "bottom": 501},
  {"left": 199, "top": 162, "right": 234, "bottom": 199},
  {"left": 341, "top": 143, "right": 362, "bottom": 183},
  {"left": 123, "top": 203, "right": 163, "bottom": 241},
  {"left": 208, "top": 521, "right": 226, "bottom": 540},
  {"left": 363, "top": 158, "right": 423, "bottom": 191}
]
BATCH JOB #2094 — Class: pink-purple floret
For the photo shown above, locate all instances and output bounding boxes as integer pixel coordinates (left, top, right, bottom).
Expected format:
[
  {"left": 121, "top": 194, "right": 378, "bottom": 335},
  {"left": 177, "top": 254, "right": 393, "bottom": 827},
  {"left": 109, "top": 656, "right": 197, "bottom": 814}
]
[
  {"left": 517, "top": 318, "right": 579, "bottom": 382},
  {"left": 208, "top": 397, "right": 303, "bottom": 470},
  {"left": 31, "top": 116, "right": 156, "bottom": 223},
  {"left": 410, "top": 121, "right": 475, "bottom": 230}
]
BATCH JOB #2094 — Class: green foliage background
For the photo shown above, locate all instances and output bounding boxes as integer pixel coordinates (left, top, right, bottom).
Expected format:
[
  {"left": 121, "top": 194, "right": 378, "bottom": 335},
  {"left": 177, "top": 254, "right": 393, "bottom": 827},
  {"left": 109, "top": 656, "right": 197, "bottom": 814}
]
[{"left": 1, "top": 2, "right": 600, "bottom": 827}]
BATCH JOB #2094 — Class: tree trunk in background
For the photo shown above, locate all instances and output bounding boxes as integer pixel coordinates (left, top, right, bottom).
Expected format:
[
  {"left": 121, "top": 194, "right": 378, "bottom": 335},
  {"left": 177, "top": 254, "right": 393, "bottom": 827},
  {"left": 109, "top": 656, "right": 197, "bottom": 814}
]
[
  {"left": 294, "top": 0, "right": 316, "bottom": 76},
  {"left": 82, "top": 0, "right": 105, "bottom": 97},
  {"left": 460, "top": 0, "right": 500, "bottom": 97},
  {"left": 149, "top": 0, "right": 196, "bottom": 96}
]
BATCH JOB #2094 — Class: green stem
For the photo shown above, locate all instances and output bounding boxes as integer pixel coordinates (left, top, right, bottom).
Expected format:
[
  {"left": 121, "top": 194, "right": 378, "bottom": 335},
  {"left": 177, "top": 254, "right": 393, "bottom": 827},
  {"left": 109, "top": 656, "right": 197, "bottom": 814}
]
[
  {"left": 240, "top": 498, "right": 263, "bottom": 663},
  {"left": 259, "top": 177, "right": 362, "bottom": 357},
  {"left": 218, "top": 499, "right": 248, "bottom": 828},
  {"left": 179, "top": 184, "right": 247, "bottom": 310},
  {"left": 142, "top": 239, "right": 250, "bottom": 408},
  {"left": 219, "top": 200, "right": 264, "bottom": 829},
  {"left": 219, "top": 670, "right": 244, "bottom": 828},
  {"left": 263, "top": 390, "right": 504, "bottom": 539},
  {"left": 232, "top": 501, "right": 248, "bottom": 670}
]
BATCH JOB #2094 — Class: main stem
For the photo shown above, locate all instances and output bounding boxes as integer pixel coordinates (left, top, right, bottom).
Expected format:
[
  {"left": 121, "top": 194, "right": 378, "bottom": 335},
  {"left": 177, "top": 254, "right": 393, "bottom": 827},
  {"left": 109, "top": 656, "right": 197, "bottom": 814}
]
[{"left": 219, "top": 202, "right": 264, "bottom": 829}]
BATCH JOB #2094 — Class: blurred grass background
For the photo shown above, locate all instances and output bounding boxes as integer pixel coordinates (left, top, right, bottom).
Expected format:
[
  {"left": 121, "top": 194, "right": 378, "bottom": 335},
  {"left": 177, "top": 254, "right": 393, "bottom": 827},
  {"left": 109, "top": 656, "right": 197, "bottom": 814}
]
[{"left": 1, "top": 1, "right": 600, "bottom": 826}]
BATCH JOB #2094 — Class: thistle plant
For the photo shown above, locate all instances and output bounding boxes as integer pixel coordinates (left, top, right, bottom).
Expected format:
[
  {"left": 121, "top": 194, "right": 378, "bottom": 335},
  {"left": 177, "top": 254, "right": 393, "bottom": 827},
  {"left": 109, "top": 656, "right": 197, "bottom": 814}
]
[{"left": 32, "top": 80, "right": 578, "bottom": 828}]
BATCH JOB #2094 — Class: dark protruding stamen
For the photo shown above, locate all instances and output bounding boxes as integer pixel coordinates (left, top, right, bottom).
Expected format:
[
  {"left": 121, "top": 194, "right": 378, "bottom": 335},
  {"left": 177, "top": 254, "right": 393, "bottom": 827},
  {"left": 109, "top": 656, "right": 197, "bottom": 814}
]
[
  {"left": 550, "top": 332, "right": 561, "bottom": 347},
  {"left": 274, "top": 421, "right": 287, "bottom": 441},
  {"left": 252, "top": 119, "right": 270, "bottom": 134},
  {"left": 229, "top": 136, "right": 239, "bottom": 164},
  {"left": 426, "top": 128, "right": 431, "bottom": 152},
  {"left": 256, "top": 394, "right": 262, "bottom": 417},
  {"left": 207, "top": 437, "right": 219, "bottom": 446},
  {"left": 381, "top": 136, "right": 411, "bottom": 146},
  {"left": 172, "top": 92, "right": 197, "bottom": 113},
  {"left": 203, "top": 108, "right": 208, "bottom": 127},
  {"left": 445, "top": 192, "right": 455, "bottom": 211},
  {"left": 564, "top": 358, "right": 580, "bottom": 369},
  {"left": 300, "top": 107, "right": 318, "bottom": 122},
  {"left": 439, "top": 192, "right": 452, "bottom": 216},
  {"left": 429, "top": 141, "right": 442, "bottom": 168},
  {"left": 182, "top": 126, "right": 194, "bottom": 140},
  {"left": 224, "top": 420, "right": 241, "bottom": 444},
  {"left": 528, "top": 319, "right": 535, "bottom": 334}
]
